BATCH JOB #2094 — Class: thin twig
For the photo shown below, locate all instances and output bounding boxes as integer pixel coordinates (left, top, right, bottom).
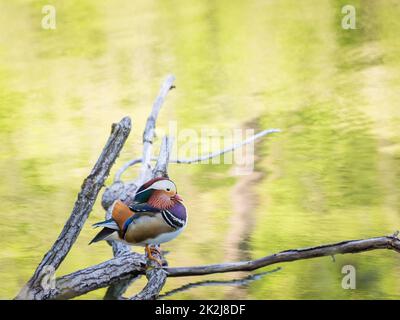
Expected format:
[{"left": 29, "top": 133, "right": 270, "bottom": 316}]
[
  {"left": 114, "top": 159, "right": 142, "bottom": 181},
  {"left": 152, "top": 135, "right": 174, "bottom": 178},
  {"left": 114, "top": 128, "right": 280, "bottom": 181},
  {"left": 164, "top": 235, "right": 400, "bottom": 277},
  {"left": 139, "top": 74, "right": 176, "bottom": 184},
  {"left": 170, "top": 128, "right": 280, "bottom": 164}
]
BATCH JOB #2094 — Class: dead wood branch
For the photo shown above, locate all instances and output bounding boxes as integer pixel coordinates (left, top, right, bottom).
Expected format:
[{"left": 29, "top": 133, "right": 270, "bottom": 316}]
[
  {"left": 16, "top": 117, "right": 132, "bottom": 300},
  {"left": 165, "top": 235, "right": 400, "bottom": 276},
  {"left": 128, "top": 135, "right": 174, "bottom": 300},
  {"left": 139, "top": 75, "right": 176, "bottom": 183},
  {"left": 103, "top": 76, "right": 176, "bottom": 300},
  {"left": 114, "top": 128, "right": 280, "bottom": 182},
  {"left": 32, "top": 234, "right": 400, "bottom": 300},
  {"left": 18, "top": 75, "right": 398, "bottom": 301},
  {"left": 53, "top": 253, "right": 145, "bottom": 300}
]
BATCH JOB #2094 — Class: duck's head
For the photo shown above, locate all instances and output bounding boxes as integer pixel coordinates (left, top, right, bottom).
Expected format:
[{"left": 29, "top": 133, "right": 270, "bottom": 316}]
[{"left": 134, "top": 177, "right": 183, "bottom": 210}]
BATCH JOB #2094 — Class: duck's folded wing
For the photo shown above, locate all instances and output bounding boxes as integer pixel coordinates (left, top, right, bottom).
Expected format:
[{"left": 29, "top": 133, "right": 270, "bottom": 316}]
[
  {"left": 91, "top": 200, "right": 154, "bottom": 245},
  {"left": 129, "top": 202, "right": 160, "bottom": 213},
  {"left": 112, "top": 200, "right": 159, "bottom": 231},
  {"left": 116, "top": 201, "right": 175, "bottom": 244}
]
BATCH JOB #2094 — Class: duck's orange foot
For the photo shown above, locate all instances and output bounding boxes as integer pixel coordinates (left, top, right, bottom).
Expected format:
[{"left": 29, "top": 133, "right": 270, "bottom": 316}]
[{"left": 145, "top": 245, "right": 164, "bottom": 267}]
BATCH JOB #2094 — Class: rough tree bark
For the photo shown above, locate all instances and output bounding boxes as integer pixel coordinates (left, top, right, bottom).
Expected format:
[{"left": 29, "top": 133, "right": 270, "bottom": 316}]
[
  {"left": 103, "top": 75, "right": 176, "bottom": 300},
  {"left": 18, "top": 234, "right": 400, "bottom": 300},
  {"left": 16, "top": 75, "right": 400, "bottom": 300},
  {"left": 16, "top": 117, "right": 132, "bottom": 300}
]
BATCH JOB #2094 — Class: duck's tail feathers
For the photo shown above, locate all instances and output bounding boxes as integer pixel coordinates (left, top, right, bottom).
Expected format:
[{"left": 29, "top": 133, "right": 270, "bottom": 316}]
[
  {"left": 92, "top": 218, "right": 119, "bottom": 230},
  {"left": 89, "top": 228, "right": 116, "bottom": 245},
  {"left": 90, "top": 218, "right": 120, "bottom": 245}
]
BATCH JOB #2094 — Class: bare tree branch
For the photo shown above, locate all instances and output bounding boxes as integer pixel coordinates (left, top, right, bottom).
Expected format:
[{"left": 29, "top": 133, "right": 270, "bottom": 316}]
[
  {"left": 165, "top": 235, "right": 400, "bottom": 277},
  {"left": 114, "top": 159, "right": 142, "bottom": 182},
  {"left": 38, "top": 233, "right": 400, "bottom": 300},
  {"left": 103, "top": 76, "right": 176, "bottom": 299},
  {"left": 103, "top": 201, "right": 133, "bottom": 299},
  {"left": 53, "top": 252, "right": 145, "bottom": 300},
  {"left": 139, "top": 74, "right": 176, "bottom": 184},
  {"left": 16, "top": 117, "right": 132, "bottom": 300},
  {"left": 129, "top": 135, "right": 174, "bottom": 300},
  {"left": 104, "top": 275, "right": 142, "bottom": 300},
  {"left": 114, "top": 128, "right": 280, "bottom": 182},
  {"left": 18, "top": 75, "right": 399, "bottom": 301},
  {"left": 169, "top": 128, "right": 280, "bottom": 164},
  {"left": 130, "top": 268, "right": 168, "bottom": 300},
  {"left": 102, "top": 75, "right": 176, "bottom": 207},
  {"left": 152, "top": 135, "right": 174, "bottom": 178}
]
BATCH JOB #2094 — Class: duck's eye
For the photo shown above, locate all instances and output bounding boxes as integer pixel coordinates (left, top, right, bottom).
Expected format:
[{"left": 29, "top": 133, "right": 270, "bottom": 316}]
[{"left": 166, "top": 188, "right": 171, "bottom": 191}]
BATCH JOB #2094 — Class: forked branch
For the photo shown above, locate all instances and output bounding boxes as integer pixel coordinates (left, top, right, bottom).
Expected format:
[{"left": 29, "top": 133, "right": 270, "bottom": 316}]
[
  {"left": 104, "top": 75, "right": 176, "bottom": 300},
  {"left": 114, "top": 128, "right": 280, "bottom": 182},
  {"left": 17, "top": 75, "right": 399, "bottom": 301},
  {"left": 16, "top": 117, "right": 132, "bottom": 300},
  {"left": 31, "top": 234, "right": 400, "bottom": 300},
  {"left": 165, "top": 235, "right": 400, "bottom": 276}
]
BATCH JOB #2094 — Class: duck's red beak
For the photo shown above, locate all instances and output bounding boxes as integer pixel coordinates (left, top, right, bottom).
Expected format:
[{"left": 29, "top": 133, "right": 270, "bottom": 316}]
[{"left": 172, "top": 194, "right": 183, "bottom": 202}]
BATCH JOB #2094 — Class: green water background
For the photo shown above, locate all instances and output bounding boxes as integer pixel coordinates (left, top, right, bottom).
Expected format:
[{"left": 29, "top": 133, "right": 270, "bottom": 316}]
[{"left": 0, "top": 0, "right": 400, "bottom": 299}]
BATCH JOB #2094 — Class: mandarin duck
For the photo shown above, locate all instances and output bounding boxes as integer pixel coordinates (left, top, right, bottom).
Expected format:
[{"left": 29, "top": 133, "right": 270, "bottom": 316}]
[{"left": 90, "top": 177, "right": 187, "bottom": 265}]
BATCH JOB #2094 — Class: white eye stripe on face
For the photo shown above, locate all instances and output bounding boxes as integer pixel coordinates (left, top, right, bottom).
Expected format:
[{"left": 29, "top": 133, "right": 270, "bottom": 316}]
[{"left": 149, "top": 180, "right": 177, "bottom": 192}]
